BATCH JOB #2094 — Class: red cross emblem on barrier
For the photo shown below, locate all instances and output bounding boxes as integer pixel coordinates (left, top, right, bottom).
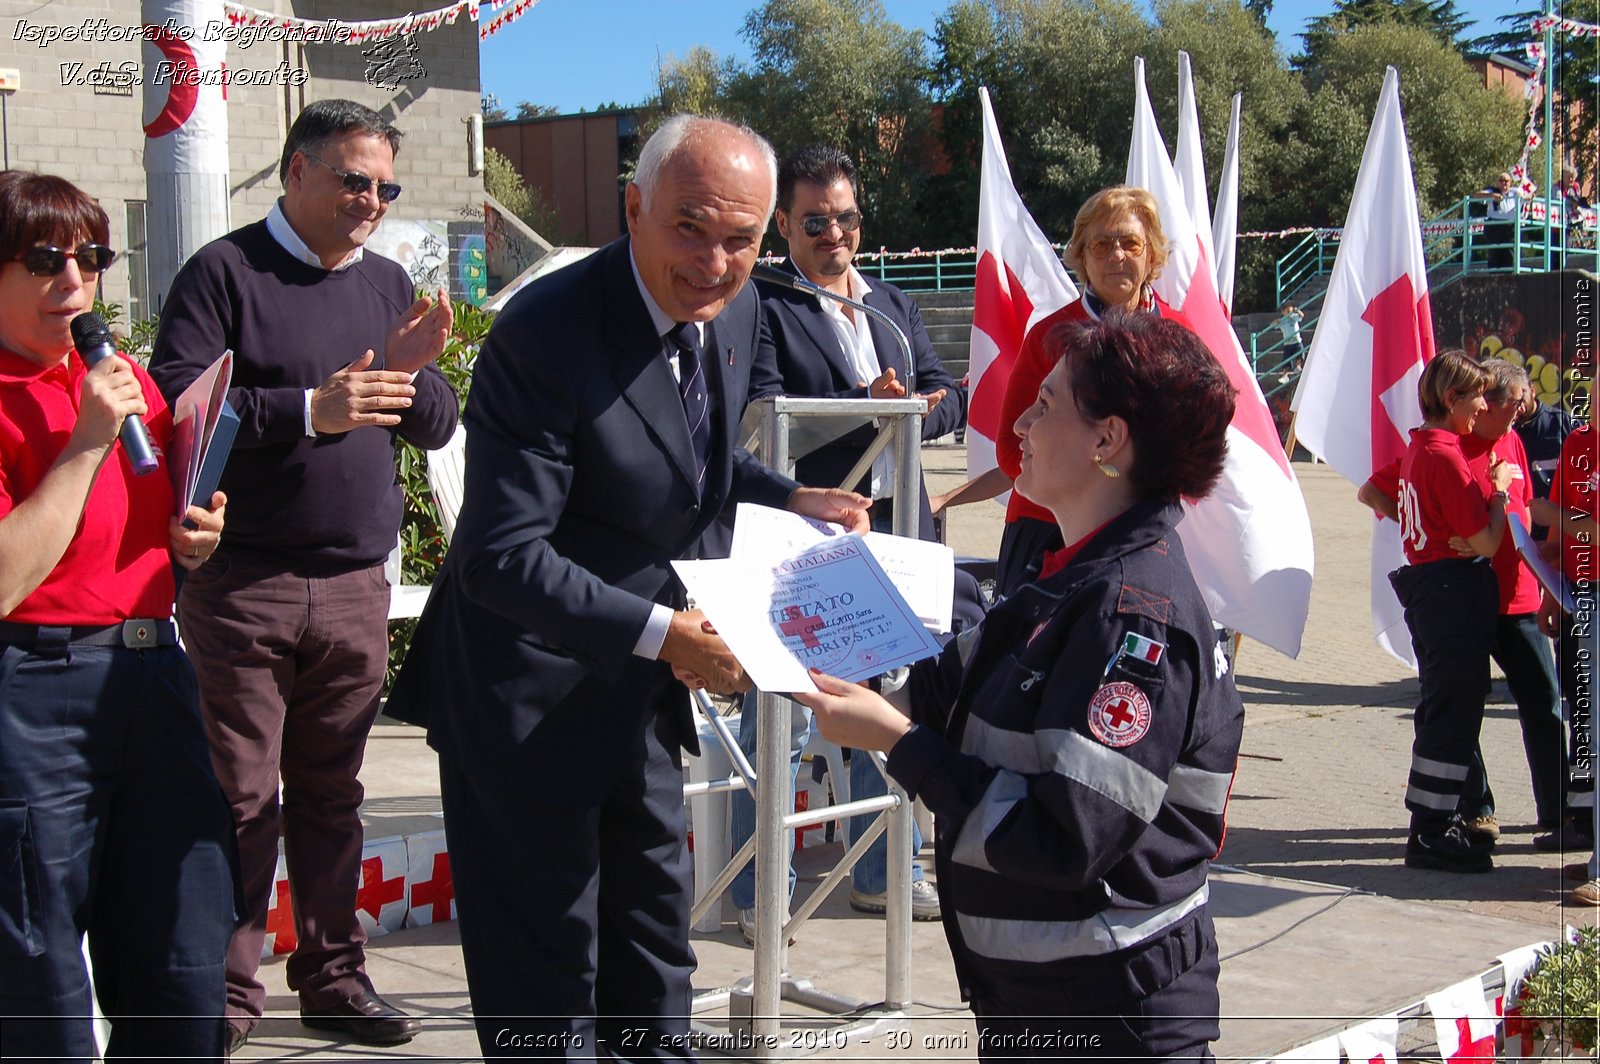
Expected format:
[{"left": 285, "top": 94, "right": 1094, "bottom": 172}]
[
  {"left": 357, "top": 855, "right": 404, "bottom": 923},
  {"left": 1086, "top": 682, "right": 1152, "bottom": 748},
  {"left": 410, "top": 852, "right": 455, "bottom": 923}
]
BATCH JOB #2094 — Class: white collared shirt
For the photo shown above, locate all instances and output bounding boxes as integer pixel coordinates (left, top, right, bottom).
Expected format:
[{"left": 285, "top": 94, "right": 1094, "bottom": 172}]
[
  {"left": 816, "top": 266, "right": 893, "bottom": 498},
  {"left": 267, "top": 200, "right": 367, "bottom": 438}
]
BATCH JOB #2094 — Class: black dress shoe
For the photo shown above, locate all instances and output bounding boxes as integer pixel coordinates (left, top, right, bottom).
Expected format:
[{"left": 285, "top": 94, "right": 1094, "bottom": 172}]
[{"left": 300, "top": 990, "right": 421, "bottom": 1046}]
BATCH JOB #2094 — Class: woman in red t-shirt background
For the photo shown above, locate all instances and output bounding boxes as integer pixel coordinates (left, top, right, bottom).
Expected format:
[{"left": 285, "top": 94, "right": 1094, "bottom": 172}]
[{"left": 1390, "top": 351, "right": 1514, "bottom": 873}]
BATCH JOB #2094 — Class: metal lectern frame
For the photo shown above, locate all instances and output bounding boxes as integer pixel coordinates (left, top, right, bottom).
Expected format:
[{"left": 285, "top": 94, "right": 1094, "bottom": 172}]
[{"left": 687, "top": 395, "right": 926, "bottom": 1059}]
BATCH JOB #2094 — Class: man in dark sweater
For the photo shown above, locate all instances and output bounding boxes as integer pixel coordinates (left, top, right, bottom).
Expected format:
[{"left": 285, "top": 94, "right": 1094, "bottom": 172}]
[{"left": 149, "top": 99, "right": 457, "bottom": 1052}]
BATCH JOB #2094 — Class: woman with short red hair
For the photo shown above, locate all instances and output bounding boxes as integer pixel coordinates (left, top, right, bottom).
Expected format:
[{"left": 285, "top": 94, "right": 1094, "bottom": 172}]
[{"left": 796, "top": 312, "right": 1242, "bottom": 1059}]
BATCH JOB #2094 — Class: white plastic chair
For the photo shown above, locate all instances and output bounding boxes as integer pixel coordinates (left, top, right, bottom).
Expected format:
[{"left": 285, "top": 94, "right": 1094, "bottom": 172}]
[{"left": 426, "top": 424, "right": 467, "bottom": 544}]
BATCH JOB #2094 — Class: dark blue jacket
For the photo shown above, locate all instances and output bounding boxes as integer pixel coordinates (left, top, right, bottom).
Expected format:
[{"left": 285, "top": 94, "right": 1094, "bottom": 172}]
[{"left": 887, "top": 499, "right": 1243, "bottom": 1004}]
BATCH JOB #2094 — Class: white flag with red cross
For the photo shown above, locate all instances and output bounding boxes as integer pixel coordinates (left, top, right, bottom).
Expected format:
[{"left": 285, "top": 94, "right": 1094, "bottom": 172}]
[
  {"left": 1426, "top": 976, "right": 1497, "bottom": 1063},
  {"left": 1338, "top": 1015, "right": 1400, "bottom": 1064},
  {"left": 1126, "top": 57, "right": 1315, "bottom": 657},
  {"left": 356, "top": 835, "right": 409, "bottom": 938},
  {"left": 404, "top": 830, "right": 457, "bottom": 927},
  {"left": 1291, "top": 67, "right": 1433, "bottom": 669},
  {"left": 965, "top": 87, "right": 1080, "bottom": 480}
]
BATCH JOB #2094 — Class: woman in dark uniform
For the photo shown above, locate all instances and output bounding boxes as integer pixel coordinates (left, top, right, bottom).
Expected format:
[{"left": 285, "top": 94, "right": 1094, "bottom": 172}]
[
  {"left": 796, "top": 311, "right": 1243, "bottom": 1060},
  {"left": 0, "top": 171, "right": 237, "bottom": 1060}
]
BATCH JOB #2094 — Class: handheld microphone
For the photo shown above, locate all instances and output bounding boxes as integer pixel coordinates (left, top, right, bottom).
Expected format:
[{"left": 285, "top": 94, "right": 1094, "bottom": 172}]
[
  {"left": 749, "top": 263, "right": 916, "bottom": 394},
  {"left": 70, "top": 313, "right": 159, "bottom": 477}
]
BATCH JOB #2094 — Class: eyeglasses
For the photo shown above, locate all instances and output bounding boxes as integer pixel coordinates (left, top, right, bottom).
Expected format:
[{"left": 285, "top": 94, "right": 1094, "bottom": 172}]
[
  {"left": 18, "top": 244, "right": 117, "bottom": 277},
  {"left": 301, "top": 151, "right": 403, "bottom": 203},
  {"left": 1087, "top": 235, "right": 1146, "bottom": 259},
  {"left": 799, "top": 210, "right": 862, "bottom": 238}
]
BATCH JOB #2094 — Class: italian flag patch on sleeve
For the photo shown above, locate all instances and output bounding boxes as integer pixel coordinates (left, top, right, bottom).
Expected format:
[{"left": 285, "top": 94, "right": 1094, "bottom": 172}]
[{"left": 1122, "top": 631, "right": 1165, "bottom": 666}]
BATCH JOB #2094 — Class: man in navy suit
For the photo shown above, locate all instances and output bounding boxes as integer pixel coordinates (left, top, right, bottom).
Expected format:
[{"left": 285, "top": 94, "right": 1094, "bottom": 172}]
[
  {"left": 387, "top": 116, "right": 869, "bottom": 1060},
  {"left": 726, "top": 146, "right": 965, "bottom": 939}
]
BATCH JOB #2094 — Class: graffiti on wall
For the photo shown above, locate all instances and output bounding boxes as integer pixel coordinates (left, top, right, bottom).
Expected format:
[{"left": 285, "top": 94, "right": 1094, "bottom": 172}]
[
  {"left": 1433, "top": 272, "right": 1593, "bottom": 419},
  {"left": 484, "top": 201, "right": 549, "bottom": 287},
  {"left": 368, "top": 218, "right": 489, "bottom": 306}
]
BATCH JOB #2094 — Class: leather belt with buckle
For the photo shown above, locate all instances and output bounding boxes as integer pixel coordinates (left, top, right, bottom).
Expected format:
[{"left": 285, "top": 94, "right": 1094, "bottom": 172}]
[{"left": 0, "top": 619, "right": 178, "bottom": 649}]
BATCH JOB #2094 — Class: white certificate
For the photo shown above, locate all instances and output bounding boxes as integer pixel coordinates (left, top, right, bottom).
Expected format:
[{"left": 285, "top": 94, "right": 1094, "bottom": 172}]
[
  {"left": 674, "top": 534, "right": 943, "bottom": 693},
  {"left": 729, "top": 503, "right": 956, "bottom": 632}
]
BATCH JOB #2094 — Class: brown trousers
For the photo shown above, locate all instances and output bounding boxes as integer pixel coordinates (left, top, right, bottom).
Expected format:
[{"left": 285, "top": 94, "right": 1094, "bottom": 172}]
[{"left": 178, "top": 553, "right": 390, "bottom": 1026}]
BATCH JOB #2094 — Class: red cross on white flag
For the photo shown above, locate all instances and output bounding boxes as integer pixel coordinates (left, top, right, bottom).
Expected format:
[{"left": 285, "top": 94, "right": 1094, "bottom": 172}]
[
  {"left": 1338, "top": 1015, "right": 1400, "bottom": 1064},
  {"left": 1127, "top": 57, "right": 1315, "bottom": 657},
  {"left": 261, "top": 854, "right": 295, "bottom": 959},
  {"left": 1291, "top": 67, "right": 1434, "bottom": 668},
  {"left": 1426, "top": 976, "right": 1496, "bottom": 1063}
]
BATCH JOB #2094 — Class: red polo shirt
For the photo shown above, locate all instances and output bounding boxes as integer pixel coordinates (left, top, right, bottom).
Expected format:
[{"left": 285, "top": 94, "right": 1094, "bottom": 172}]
[
  {"left": 1398, "top": 428, "right": 1493, "bottom": 567},
  {"left": 0, "top": 347, "right": 177, "bottom": 623},
  {"left": 1549, "top": 424, "right": 1597, "bottom": 584}
]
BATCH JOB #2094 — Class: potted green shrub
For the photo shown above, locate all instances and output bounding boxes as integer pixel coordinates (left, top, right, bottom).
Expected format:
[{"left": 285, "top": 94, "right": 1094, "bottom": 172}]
[{"left": 1519, "top": 925, "right": 1600, "bottom": 1059}]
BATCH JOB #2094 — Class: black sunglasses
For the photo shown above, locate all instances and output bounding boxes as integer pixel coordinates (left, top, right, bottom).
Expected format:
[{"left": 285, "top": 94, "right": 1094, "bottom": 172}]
[
  {"left": 19, "top": 244, "right": 117, "bottom": 277},
  {"left": 799, "top": 210, "right": 862, "bottom": 238},
  {"left": 302, "top": 151, "right": 403, "bottom": 204}
]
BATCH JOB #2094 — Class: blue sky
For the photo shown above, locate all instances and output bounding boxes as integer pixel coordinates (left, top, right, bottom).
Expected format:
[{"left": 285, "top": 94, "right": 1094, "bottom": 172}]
[{"left": 479, "top": 0, "right": 1522, "bottom": 115}]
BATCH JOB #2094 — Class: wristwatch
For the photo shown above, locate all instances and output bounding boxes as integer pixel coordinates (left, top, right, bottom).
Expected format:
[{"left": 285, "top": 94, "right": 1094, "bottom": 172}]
[{"left": 1490, "top": 490, "right": 1510, "bottom": 503}]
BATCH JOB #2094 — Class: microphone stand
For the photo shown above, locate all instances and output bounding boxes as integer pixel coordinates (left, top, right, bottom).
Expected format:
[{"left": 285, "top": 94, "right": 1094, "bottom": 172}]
[{"left": 750, "top": 262, "right": 915, "bottom": 394}]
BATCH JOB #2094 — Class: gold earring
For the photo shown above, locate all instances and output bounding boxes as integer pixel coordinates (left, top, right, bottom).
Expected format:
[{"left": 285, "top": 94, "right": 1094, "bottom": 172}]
[{"left": 1094, "top": 454, "right": 1120, "bottom": 479}]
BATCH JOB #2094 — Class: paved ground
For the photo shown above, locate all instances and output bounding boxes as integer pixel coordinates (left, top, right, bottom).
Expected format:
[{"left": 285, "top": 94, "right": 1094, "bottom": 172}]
[{"left": 231, "top": 448, "right": 1598, "bottom": 1062}]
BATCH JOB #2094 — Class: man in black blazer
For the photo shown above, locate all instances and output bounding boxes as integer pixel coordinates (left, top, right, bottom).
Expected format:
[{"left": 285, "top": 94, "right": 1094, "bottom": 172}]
[
  {"left": 726, "top": 146, "right": 967, "bottom": 937},
  {"left": 752, "top": 145, "right": 962, "bottom": 540},
  {"left": 387, "top": 116, "right": 869, "bottom": 1060}
]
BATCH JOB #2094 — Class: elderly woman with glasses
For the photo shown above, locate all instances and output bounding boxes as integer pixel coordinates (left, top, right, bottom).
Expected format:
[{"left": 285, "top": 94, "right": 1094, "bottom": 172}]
[
  {"left": 932, "top": 186, "right": 1182, "bottom": 597},
  {"left": 797, "top": 312, "right": 1243, "bottom": 1060},
  {"left": 0, "top": 171, "right": 237, "bottom": 1060}
]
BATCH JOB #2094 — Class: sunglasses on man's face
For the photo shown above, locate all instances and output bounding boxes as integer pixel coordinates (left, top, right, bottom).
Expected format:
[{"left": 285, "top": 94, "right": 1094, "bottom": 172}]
[
  {"left": 18, "top": 244, "right": 117, "bottom": 277},
  {"left": 302, "top": 151, "right": 403, "bottom": 204},
  {"left": 799, "top": 210, "right": 862, "bottom": 238}
]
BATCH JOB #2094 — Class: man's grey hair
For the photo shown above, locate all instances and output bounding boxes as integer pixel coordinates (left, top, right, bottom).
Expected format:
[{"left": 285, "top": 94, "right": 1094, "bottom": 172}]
[
  {"left": 1481, "top": 357, "right": 1529, "bottom": 401},
  {"left": 633, "top": 114, "right": 778, "bottom": 219}
]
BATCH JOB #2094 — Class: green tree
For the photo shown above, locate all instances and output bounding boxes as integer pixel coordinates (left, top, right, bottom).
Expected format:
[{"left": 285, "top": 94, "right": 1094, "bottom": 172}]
[
  {"left": 723, "top": 0, "right": 936, "bottom": 248},
  {"left": 655, "top": 45, "right": 737, "bottom": 117},
  {"left": 1295, "top": 21, "right": 1525, "bottom": 222},
  {"left": 1473, "top": 2, "right": 1599, "bottom": 186},
  {"left": 1298, "top": 0, "right": 1473, "bottom": 73},
  {"left": 930, "top": 0, "right": 1153, "bottom": 245},
  {"left": 1146, "top": 0, "right": 1309, "bottom": 309},
  {"left": 483, "top": 147, "right": 562, "bottom": 239},
  {"left": 515, "top": 102, "right": 560, "bottom": 119}
]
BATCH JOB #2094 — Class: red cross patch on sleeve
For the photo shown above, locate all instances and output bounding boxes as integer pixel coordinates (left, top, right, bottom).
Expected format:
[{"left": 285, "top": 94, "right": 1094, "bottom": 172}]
[{"left": 1086, "top": 682, "right": 1153, "bottom": 747}]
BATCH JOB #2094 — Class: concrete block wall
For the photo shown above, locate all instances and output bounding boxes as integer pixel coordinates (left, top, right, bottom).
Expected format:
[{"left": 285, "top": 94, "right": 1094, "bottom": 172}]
[{"left": 0, "top": 0, "right": 484, "bottom": 316}]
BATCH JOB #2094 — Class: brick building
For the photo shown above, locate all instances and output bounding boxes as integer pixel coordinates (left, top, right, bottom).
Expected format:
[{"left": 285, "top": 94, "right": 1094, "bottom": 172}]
[{"left": 0, "top": 0, "right": 486, "bottom": 318}]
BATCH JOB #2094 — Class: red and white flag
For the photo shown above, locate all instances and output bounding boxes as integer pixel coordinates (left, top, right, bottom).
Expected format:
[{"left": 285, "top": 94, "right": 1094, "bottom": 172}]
[
  {"left": 1127, "top": 58, "right": 1314, "bottom": 657},
  {"left": 1338, "top": 1016, "right": 1400, "bottom": 1064},
  {"left": 1425, "top": 977, "right": 1496, "bottom": 1064},
  {"left": 966, "top": 87, "right": 1079, "bottom": 479},
  {"left": 1213, "top": 92, "right": 1243, "bottom": 318},
  {"left": 1292, "top": 67, "right": 1433, "bottom": 668},
  {"left": 1173, "top": 52, "right": 1217, "bottom": 277}
]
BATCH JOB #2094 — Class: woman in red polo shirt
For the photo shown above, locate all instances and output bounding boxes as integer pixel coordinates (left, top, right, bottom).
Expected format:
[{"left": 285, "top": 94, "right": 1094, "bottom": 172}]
[
  {"left": 1390, "top": 351, "right": 1514, "bottom": 874},
  {"left": 0, "top": 171, "right": 237, "bottom": 1060}
]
